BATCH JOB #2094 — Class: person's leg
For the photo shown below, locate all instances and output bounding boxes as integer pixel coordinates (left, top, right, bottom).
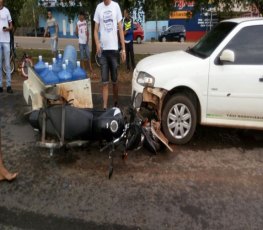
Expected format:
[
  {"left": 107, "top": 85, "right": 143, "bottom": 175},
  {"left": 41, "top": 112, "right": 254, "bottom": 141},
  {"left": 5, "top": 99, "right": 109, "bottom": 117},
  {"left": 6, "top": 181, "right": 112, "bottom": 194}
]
[
  {"left": 0, "top": 126, "right": 17, "bottom": 181},
  {"left": 102, "top": 83, "right": 109, "bottom": 109},
  {"left": 125, "top": 43, "right": 130, "bottom": 71},
  {"left": 54, "top": 38, "right": 58, "bottom": 57},
  {"left": 0, "top": 43, "right": 3, "bottom": 91},
  {"left": 130, "top": 41, "right": 136, "bottom": 70},
  {"left": 3, "top": 43, "right": 12, "bottom": 93},
  {"left": 100, "top": 52, "right": 110, "bottom": 109},
  {"left": 79, "top": 44, "right": 85, "bottom": 69},
  {"left": 109, "top": 51, "right": 119, "bottom": 106},
  {"left": 50, "top": 38, "right": 57, "bottom": 57},
  {"left": 85, "top": 44, "right": 93, "bottom": 74}
]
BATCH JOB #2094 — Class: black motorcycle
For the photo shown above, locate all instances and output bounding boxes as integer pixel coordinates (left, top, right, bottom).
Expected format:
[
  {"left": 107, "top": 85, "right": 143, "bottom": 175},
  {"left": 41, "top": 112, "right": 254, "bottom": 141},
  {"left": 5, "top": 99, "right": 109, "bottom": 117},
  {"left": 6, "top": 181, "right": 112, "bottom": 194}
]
[{"left": 28, "top": 92, "right": 172, "bottom": 178}]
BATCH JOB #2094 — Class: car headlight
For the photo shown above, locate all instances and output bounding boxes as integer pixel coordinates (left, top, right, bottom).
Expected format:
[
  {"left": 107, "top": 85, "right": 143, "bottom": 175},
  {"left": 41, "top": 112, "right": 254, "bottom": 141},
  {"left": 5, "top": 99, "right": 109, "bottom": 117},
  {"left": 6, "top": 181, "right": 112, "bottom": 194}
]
[{"left": 136, "top": 71, "right": 155, "bottom": 87}]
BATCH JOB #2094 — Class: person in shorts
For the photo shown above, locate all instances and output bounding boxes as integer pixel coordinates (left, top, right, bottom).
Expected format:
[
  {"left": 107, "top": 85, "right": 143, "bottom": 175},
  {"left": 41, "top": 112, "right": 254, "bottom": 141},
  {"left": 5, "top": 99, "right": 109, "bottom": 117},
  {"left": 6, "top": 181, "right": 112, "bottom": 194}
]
[
  {"left": 94, "top": 0, "right": 126, "bottom": 109},
  {"left": 43, "top": 10, "right": 58, "bottom": 57},
  {"left": 75, "top": 11, "right": 94, "bottom": 76}
]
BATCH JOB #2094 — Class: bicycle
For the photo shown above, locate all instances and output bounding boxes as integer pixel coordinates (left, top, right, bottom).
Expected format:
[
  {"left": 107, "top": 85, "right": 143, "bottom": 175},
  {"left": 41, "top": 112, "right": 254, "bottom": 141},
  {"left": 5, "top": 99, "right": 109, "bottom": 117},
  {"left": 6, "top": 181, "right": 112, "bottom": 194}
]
[
  {"left": 17, "top": 52, "right": 34, "bottom": 79},
  {"left": 2, "top": 43, "right": 33, "bottom": 79}
]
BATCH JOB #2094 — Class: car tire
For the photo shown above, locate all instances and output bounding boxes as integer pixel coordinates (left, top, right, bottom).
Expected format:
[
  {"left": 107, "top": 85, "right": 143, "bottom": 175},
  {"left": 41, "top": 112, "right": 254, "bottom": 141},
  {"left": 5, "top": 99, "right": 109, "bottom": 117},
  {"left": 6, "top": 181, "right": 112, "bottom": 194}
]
[
  {"left": 180, "top": 37, "right": 185, "bottom": 43},
  {"left": 162, "top": 94, "right": 197, "bottom": 144},
  {"left": 162, "top": 37, "right": 166, "bottom": 42},
  {"left": 136, "top": 36, "right": 142, "bottom": 44}
]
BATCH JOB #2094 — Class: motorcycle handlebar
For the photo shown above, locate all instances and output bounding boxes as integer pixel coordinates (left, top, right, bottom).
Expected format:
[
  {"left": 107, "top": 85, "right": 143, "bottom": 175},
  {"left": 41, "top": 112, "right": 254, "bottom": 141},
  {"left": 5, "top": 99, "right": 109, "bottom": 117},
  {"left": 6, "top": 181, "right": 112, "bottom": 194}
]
[{"left": 100, "top": 131, "right": 126, "bottom": 152}]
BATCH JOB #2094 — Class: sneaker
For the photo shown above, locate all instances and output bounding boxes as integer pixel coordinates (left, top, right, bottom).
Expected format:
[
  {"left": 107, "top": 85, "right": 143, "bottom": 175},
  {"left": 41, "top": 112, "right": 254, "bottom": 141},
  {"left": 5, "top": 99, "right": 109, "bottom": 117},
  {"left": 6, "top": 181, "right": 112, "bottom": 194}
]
[
  {"left": 0, "top": 87, "right": 3, "bottom": 93},
  {"left": 7, "top": 86, "right": 13, "bottom": 94}
]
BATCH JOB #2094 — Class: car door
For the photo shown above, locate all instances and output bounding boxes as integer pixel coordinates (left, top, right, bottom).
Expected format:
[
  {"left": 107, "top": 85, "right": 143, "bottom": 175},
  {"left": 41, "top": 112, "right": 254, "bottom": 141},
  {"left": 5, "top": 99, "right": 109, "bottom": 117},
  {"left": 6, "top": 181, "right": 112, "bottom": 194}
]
[
  {"left": 173, "top": 26, "right": 180, "bottom": 41},
  {"left": 133, "top": 23, "right": 137, "bottom": 41},
  {"left": 207, "top": 24, "right": 263, "bottom": 126},
  {"left": 166, "top": 26, "right": 174, "bottom": 41}
]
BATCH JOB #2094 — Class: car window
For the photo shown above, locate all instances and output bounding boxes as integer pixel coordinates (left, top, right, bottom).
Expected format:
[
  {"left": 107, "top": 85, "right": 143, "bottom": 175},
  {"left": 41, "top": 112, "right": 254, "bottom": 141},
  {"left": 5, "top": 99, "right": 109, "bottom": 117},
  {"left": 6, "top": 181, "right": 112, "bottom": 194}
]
[
  {"left": 188, "top": 22, "right": 237, "bottom": 58},
  {"left": 166, "top": 26, "right": 173, "bottom": 32},
  {"left": 224, "top": 25, "right": 263, "bottom": 65},
  {"left": 170, "top": 26, "right": 176, "bottom": 32},
  {"left": 174, "top": 26, "right": 183, "bottom": 32},
  {"left": 133, "top": 24, "right": 137, "bottom": 30}
]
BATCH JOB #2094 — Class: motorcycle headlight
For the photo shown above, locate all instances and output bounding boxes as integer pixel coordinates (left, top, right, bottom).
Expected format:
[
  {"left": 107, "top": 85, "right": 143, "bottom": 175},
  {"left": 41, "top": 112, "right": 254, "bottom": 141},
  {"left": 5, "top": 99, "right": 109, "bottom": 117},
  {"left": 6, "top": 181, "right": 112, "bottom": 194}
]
[
  {"left": 110, "top": 120, "right": 119, "bottom": 133},
  {"left": 136, "top": 71, "right": 155, "bottom": 87}
]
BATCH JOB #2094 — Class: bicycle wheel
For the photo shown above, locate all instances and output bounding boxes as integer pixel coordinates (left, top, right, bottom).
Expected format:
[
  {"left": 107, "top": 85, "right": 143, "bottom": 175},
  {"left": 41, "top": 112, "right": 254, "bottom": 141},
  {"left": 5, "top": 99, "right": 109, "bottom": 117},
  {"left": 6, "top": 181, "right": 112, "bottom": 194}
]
[
  {"left": 2, "top": 55, "right": 15, "bottom": 75},
  {"left": 21, "top": 58, "right": 33, "bottom": 79}
]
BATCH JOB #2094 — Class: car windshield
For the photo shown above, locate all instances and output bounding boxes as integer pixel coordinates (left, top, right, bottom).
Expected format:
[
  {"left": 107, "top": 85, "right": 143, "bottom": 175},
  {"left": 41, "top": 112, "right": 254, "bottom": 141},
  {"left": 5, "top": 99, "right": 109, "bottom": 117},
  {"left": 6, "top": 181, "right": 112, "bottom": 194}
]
[{"left": 187, "top": 22, "right": 237, "bottom": 58}]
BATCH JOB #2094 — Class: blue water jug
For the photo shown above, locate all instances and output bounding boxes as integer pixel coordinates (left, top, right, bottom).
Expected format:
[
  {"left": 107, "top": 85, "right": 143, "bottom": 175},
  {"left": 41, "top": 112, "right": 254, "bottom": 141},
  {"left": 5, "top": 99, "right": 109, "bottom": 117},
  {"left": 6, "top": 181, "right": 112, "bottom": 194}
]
[
  {"left": 34, "top": 55, "right": 46, "bottom": 74},
  {"left": 43, "top": 65, "right": 60, "bottom": 85},
  {"left": 58, "top": 63, "right": 72, "bottom": 82},
  {"left": 64, "top": 59, "right": 74, "bottom": 73},
  {"left": 52, "top": 57, "right": 61, "bottom": 74},
  {"left": 72, "top": 61, "right": 87, "bottom": 80},
  {"left": 57, "top": 53, "right": 63, "bottom": 69},
  {"left": 39, "top": 62, "right": 49, "bottom": 79},
  {"left": 62, "top": 45, "right": 77, "bottom": 69}
]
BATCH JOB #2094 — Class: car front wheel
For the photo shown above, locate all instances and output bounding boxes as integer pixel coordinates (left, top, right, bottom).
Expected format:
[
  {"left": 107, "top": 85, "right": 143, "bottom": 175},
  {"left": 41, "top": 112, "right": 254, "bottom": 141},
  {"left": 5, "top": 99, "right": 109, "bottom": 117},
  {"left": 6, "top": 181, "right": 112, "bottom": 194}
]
[
  {"left": 162, "top": 37, "right": 166, "bottom": 42},
  {"left": 136, "top": 36, "right": 142, "bottom": 44},
  {"left": 180, "top": 37, "right": 185, "bottom": 43},
  {"left": 162, "top": 94, "right": 197, "bottom": 144}
]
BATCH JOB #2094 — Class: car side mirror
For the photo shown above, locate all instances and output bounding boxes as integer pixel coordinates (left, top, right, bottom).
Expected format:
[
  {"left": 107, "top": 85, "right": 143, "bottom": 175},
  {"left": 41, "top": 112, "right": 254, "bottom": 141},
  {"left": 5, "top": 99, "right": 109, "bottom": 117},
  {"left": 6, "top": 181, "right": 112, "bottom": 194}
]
[{"left": 220, "top": 49, "right": 235, "bottom": 63}]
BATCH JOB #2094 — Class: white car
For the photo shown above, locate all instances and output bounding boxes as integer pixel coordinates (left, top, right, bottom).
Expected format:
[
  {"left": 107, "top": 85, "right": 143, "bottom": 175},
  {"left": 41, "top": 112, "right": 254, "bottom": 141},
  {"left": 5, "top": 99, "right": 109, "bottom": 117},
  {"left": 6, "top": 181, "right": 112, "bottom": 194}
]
[{"left": 132, "top": 17, "right": 263, "bottom": 144}]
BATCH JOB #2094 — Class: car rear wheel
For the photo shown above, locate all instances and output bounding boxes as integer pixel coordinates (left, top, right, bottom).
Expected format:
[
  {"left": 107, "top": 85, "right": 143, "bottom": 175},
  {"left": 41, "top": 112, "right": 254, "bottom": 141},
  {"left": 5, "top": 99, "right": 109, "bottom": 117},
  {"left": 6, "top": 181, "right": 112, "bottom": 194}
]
[
  {"left": 180, "top": 37, "right": 185, "bottom": 43},
  {"left": 162, "top": 94, "right": 197, "bottom": 144},
  {"left": 136, "top": 36, "right": 142, "bottom": 44},
  {"left": 162, "top": 37, "right": 166, "bottom": 42}
]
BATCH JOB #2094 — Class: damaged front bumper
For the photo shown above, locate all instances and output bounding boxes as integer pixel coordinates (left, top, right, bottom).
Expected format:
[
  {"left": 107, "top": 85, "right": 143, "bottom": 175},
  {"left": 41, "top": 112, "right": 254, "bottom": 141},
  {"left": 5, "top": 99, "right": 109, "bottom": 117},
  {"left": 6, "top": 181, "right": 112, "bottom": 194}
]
[
  {"left": 133, "top": 87, "right": 168, "bottom": 119},
  {"left": 132, "top": 87, "right": 172, "bottom": 150}
]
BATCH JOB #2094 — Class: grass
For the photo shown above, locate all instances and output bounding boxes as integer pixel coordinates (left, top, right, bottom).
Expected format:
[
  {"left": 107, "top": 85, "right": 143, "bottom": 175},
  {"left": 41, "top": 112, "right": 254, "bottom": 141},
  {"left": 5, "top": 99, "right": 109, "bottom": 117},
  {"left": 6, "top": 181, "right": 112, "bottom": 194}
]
[{"left": 15, "top": 48, "right": 151, "bottom": 82}]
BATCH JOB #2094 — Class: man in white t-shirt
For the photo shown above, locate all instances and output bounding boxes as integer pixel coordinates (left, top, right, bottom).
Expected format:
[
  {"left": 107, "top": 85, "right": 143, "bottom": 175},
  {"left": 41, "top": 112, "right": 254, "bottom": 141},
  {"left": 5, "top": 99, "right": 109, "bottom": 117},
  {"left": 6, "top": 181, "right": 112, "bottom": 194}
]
[
  {"left": 94, "top": 0, "right": 126, "bottom": 109},
  {"left": 0, "top": 0, "right": 13, "bottom": 93},
  {"left": 75, "top": 11, "right": 93, "bottom": 76}
]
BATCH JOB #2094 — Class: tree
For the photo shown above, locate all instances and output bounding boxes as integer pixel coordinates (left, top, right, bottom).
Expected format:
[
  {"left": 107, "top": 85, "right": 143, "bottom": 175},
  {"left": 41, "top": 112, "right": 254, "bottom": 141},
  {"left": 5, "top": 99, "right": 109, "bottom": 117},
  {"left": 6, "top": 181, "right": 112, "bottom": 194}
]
[
  {"left": 5, "top": 0, "right": 24, "bottom": 29},
  {"left": 192, "top": 0, "right": 263, "bottom": 15},
  {"left": 18, "top": 0, "right": 46, "bottom": 35}
]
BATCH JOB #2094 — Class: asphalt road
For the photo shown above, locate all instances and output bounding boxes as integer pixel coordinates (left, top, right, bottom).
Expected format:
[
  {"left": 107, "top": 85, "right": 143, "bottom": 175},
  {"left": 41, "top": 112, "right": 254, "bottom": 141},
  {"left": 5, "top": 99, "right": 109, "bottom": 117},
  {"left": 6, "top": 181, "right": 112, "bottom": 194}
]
[
  {"left": 14, "top": 36, "right": 196, "bottom": 54},
  {"left": 0, "top": 81, "right": 263, "bottom": 229}
]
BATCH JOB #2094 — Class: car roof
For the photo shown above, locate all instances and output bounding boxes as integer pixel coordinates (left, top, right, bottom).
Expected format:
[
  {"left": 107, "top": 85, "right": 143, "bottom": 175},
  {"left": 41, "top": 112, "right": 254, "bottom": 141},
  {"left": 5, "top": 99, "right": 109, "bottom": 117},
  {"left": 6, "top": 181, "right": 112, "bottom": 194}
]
[{"left": 222, "top": 17, "right": 263, "bottom": 24}]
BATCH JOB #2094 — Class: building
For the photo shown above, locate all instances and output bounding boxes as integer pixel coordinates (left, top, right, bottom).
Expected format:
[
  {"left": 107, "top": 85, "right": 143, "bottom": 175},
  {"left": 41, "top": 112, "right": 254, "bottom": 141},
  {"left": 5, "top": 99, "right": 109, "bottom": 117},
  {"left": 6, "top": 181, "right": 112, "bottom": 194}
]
[
  {"left": 169, "top": 0, "right": 261, "bottom": 41},
  {"left": 169, "top": 0, "right": 218, "bottom": 41}
]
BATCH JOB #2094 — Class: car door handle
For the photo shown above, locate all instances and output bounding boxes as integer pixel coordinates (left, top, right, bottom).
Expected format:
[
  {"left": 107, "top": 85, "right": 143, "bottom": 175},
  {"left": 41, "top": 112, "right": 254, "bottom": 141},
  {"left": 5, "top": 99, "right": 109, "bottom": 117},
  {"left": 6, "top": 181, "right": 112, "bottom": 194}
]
[{"left": 259, "top": 77, "right": 263, "bottom": 82}]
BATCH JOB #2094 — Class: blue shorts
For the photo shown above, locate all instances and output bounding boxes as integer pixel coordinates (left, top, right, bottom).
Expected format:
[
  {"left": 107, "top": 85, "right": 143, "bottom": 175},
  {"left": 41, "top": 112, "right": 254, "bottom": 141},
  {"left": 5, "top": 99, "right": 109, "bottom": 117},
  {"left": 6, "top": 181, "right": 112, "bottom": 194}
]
[
  {"left": 79, "top": 43, "right": 90, "bottom": 60},
  {"left": 99, "top": 50, "right": 119, "bottom": 84}
]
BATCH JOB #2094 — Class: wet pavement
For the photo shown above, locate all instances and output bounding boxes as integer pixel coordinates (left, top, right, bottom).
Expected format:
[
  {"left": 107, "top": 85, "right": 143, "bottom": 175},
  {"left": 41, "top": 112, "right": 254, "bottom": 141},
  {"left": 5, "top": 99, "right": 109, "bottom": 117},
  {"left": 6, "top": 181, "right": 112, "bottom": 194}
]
[{"left": 0, "top": 75, "right": 263, "bottom": 230}]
